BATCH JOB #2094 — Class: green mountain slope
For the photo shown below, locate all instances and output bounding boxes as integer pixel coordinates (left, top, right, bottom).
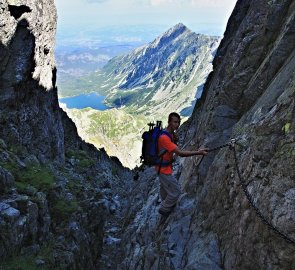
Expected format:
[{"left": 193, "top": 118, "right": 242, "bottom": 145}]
[{"left": 62, "top": 106, "right": 154, "bottom": 168}]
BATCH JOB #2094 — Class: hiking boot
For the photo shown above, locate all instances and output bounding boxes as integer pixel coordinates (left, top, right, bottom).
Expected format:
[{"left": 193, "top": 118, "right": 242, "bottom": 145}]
[{"left": 158, "top": 209, "right": 171, "bottom": 217}]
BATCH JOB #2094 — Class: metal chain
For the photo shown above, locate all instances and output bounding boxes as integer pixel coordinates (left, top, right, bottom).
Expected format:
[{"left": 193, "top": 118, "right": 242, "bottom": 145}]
[
  {"left": 207, "top": 141, "right": 233, "bottom": 152},
  {"left": 207, "top": 139, "right": 295, "bottom": 245},
  {"left": 232, "top": 145, "right": 295, "bottom": 245}
]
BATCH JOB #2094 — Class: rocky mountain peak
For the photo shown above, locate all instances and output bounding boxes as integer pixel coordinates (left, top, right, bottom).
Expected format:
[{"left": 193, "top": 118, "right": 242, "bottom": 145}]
[
  {"left": 95, "top": 24, "right": 220, "bottom": 118},
  {"left": 158, "top": 22, "right": 190, "bottom": 38},
  {"left": 149, "top": 22, "right": 191, "bottom": 49},
  {"left": 171, "top": 22, "right": 187, "bottom": 31}
]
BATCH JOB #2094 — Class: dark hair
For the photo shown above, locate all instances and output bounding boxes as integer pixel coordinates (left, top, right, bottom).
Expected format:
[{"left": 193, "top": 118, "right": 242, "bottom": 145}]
[{"left": 168, "top": 112, "right": 181, "bottom": 122}]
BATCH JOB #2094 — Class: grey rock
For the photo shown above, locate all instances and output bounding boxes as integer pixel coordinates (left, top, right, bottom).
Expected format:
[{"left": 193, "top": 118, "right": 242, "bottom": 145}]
[
  {"left": 21, "top": 244, "right": 40, "bottom": 255},
  {"left": 0, "top": 203, "right": 10, "bottom": 212},
  {"left": 0, "top": 151, "right": 10, "bottom": 162},
  {"left": 0, "top": 205, "right": 20, "bottom": 222},
  {"left": 0, "top": 0, "right": 65, "bottom": 163},
  {"left": 35, "top": 259, "right": 45, "bottom": 266},
  {"left": 27, "top": 201, "right": 38, "bottom": 237},
  {"left": 0, "top": 139, "right": 7, "bottom": 149},
  {"left": 24, "top": 185, "right": 38, "bottom": 196},
  {"left": 213, "top": 105, "right": 238, "bottom": 130},
  {"left": 104, "top": 235, "right": 121, "bottom": 246},
  {"left": 23, "top": 154, "right": 40, "bottom": 166},
  {"left": 0, "top": 166, "right": 15, "bottom": 193}
]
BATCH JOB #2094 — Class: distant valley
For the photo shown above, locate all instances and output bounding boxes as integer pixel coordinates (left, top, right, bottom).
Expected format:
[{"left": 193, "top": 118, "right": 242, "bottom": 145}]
[
  {"left": 56, "top": 24, "right": 168, "bottom": 97},
  {"left": 56, "top": 44, "right": 139, "bottom": 97},
  {"left": 57, "top": 24, "right": 221, "bottom": 167}
]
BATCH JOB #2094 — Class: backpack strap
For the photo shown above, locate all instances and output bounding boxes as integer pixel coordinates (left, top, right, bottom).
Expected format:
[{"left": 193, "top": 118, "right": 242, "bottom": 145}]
[
  {"left": 157, "top": 130, "right": 174, "bottom": 174},
  {"left": 157, "top": 130, "right": 173, "bottom": 159},
  {"left": 160, "top": 130, "right": 173, "bottom": 142}
]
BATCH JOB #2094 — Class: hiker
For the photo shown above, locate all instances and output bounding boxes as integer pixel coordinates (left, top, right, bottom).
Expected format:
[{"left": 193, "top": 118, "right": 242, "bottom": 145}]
[{"left": 157, "top": 112, "right": 208, "bottom": 217}]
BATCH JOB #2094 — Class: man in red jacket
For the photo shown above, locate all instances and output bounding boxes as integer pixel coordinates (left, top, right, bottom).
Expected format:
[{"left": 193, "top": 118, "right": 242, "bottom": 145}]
[{"left": 157, "top": 112, "right": 208, "bottom": 217}]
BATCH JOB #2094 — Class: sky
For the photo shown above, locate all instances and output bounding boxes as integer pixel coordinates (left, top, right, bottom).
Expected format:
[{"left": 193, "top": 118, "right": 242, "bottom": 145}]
[{"left": 55, "top": 0, "right": 237, "bottom": 36}]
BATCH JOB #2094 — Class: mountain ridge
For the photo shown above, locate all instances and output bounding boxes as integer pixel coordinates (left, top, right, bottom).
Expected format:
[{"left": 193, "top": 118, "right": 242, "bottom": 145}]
[
  {"left": 88, "top": 23, "right": 221, "bottom": 117},
  {"left": 60, "top": 23, "right": 220, "bottom": 116}
]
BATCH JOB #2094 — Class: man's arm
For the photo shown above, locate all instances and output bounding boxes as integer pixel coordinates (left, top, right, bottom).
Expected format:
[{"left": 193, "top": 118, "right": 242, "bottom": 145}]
[{"left": 174, "top": 146, "right": 208, "bottom": 157}]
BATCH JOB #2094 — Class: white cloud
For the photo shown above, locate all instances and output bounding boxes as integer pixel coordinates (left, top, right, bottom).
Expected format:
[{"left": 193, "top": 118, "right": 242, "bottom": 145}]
[
  {"left": 55, "top": 0, "right": 237, "bottom": 36},
  {"left": 149, "top": 0, "right": 235, "bottom": 8},
  {"left": 85, "top": 0, "right": 109, "bottom": 3},
  {"left": 150, "top": 0, "right": 185, "bottom": 7},
  {"left": 113, "top": 36, "right": 143, "bottom": 42},
  {"left": 190, "top": 0, "right": 236, "bottom": 8}
]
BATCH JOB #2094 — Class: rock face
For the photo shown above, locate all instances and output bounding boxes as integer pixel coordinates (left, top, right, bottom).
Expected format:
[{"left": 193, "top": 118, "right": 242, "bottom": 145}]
[
  {"left": 1, "top": 0, "right": 295, "bottom": 269},
  {"left": 117, "top": 0, "right": 295, "bottom": 269},
  {"left": 0, "top": 0, "right": 63, "bottom": 162},
  {"left": 0, "top": 1, "right": 131, "bottom": 269}
]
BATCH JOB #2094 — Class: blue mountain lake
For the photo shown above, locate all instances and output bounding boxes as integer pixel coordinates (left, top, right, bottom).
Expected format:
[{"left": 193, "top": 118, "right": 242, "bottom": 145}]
[{"left": 59, "top": 93, "right": 111, "bottom": 110}]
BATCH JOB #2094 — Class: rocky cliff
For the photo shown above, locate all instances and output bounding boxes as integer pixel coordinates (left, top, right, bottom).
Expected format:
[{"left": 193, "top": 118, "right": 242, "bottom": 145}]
[
  {"left": 117, "top": 0, "right": 295, "bottom": 269},
  {"left": 0, "top": 1, "right": 131, "bottom": 269},
  {"left": 1, "top": 0, "right": 295, "bottom": 269}
]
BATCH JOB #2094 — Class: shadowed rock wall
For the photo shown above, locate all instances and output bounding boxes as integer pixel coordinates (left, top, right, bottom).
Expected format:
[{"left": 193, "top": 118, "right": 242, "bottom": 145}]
[
  {"left": 0, "top": 0, "right": 63, "bottom": 162},
  {"left": 0, "top": 1, "right": 131, "bottom": 269}
]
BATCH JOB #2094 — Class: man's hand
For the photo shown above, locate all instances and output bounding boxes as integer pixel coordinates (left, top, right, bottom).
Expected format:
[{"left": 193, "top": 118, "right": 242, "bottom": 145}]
[{"left": 197, "top": 148, "right": 209, "bottom": 155}]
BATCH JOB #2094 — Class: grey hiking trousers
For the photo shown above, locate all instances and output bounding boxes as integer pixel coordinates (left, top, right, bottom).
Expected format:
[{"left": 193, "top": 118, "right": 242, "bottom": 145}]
[{"left": 159, "top": 173, "right": 181, "bottom": 212}]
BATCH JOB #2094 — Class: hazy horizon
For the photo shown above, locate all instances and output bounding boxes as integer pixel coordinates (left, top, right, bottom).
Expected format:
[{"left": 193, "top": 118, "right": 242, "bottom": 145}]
[{"left": 55, "top": 0, "right": 238, "bottom": 38}]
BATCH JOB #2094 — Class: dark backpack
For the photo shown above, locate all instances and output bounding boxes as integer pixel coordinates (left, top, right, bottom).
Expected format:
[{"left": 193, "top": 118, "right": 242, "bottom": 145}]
[{"left": 140, "top": 121, "right": 172, "bottom": 167}]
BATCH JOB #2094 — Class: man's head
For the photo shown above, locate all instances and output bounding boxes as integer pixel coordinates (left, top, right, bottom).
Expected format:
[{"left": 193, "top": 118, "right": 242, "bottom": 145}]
[{"left": 168, "top": 112, "right": 181, "bottom": 131}]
